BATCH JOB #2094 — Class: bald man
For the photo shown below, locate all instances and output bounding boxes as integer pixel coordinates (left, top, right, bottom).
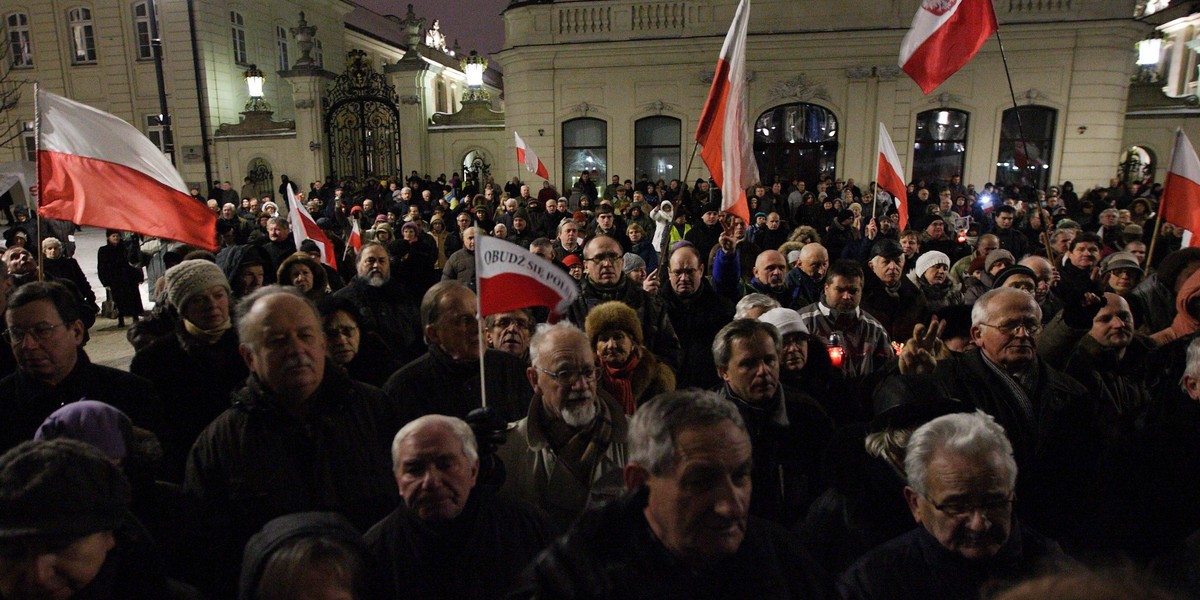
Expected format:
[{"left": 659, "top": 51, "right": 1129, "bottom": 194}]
[{"left": 786, "top": 243, "right": 829, "bottom": 307}]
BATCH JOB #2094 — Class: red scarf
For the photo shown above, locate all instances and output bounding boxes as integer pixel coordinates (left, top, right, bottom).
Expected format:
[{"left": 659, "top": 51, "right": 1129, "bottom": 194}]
[{"left": 601, "top": 353, "right": 642, "bottom": 415}]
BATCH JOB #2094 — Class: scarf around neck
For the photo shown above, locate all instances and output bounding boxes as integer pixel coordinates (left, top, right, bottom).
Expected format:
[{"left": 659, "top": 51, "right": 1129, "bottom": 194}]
[{"left": 601, "top": 353, "right": 642, "bottom": 415}]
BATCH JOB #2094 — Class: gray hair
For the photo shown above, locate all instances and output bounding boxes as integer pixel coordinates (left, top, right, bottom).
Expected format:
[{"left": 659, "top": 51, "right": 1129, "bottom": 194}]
[
  {"left": 557, "top": 219, "right": 579, "bottom": 235},
  {"left": 40, "top": 237, "right": 62, "bottom": 250},
  {"left": 904, "top": 410, "right": 1017, "bottom": 497},
  {"left": 530, "top": 237, "right": 553, "bottom": 253},
  {"left": 528, "top": 321, "right": 587, "bottom": 368},
  {"left": 628, "top": 390, "right": 746, "bottom": 476},
  {"left": 419, "top": 280, "right": 473, "bottom": 329},
  {"left": 712, "top": 318, "right": 781, "bottom": 369},
  {"left": 734, "top": 293, "right": 780, "bottom": 319},
  {"left": 235, "top": 285, "right": 321, "bottom": 350},
  {"left": 391, "top": 414, "right": 478, "bottom": 470},
  {"left": 971, "top": 287, "right": 1041, "bottom": 328},
  {"left": 269, "top": 216, "right": 290, "bottom": 229},
  {"left": 1182, "top": 337, "right": 1200, "bottom": 390}
]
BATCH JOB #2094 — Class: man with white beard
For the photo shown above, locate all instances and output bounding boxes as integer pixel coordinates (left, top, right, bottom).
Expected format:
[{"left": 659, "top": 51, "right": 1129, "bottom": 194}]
[
  {"left": 496, "top": 322, "right": 629, "bottom": 531},
  {"left": 331, "top": 242, "right": 424, "bottom": 362}
]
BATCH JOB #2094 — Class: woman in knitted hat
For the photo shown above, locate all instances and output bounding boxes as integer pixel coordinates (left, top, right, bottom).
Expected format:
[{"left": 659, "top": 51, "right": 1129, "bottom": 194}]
[
  {"left": 584, "top": 301, "right": 675, "bottom": 415},
  {"left": 907, "top": 250, "right": 963, "bottom": 312},
  {"left": 277, "top": 252, "right": 330, "bottom": 302},
  {"left": 129, "top": 259, "right": 247, "bottom": 481}
]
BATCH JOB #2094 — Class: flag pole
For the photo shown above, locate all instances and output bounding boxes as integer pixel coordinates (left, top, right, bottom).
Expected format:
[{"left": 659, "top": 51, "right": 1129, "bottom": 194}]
[
  {"left": 474, "top": 241, "right": 488, "bottom": 409},
  {"left": 995, "top": 29, "right": 1055, "bottom": 259},
  {"left": 1144, "top": 131, "right": 1177, "bottom": 270},
  {"left": 33, "top": 82, "right": 43, "bottom": 282},
  {"left": 682, "top": 140, "right": 701, "bottom": 188}
]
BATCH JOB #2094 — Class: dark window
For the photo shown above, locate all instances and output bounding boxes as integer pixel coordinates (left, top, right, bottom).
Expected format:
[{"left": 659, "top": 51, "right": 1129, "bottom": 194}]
[
  {"left": 913, "top": 109, "right": 969, "bottom": 186},
  {"left": 634, "top": 116, "right": 681, "bottom": 184},
  {"left": 753, "top": 103, "right": 838, "bottom": 190},
  {"left": 995, "top": 106, "right": 1057, "bottom": 190},
  {"left": 562, "top": 118, "right": 607, "bottom": 193}
]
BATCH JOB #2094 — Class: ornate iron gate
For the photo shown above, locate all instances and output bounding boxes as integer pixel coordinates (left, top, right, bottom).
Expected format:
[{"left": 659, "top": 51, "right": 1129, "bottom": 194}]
[{"left": 323, "top": 49, "right": 401, "bottom": 180}]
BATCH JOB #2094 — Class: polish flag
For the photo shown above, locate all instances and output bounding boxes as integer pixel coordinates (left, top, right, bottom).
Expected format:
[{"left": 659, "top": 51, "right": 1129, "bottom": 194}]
[
  {"left": 287, "top": 184, "right": 337, "bottom": 267},
  {"left": 1161, "top": 128, "right": 1200, "bottom": 247},
  {"left": 876, "top": 123, "right": 909, "bottom": 231},
  {"left": 515, "top": 132, "right": 550, "bottom": 180},
  {"left": 36, "top": 89, "right": 216, "bottom": 250},
  {"left": 695, "top": 0, "right": 757, "bottom": 225},
  {"left": 899, "top": 0, "right": 998, "bottom": 95},
  {"left": 475, "top": 234, "right": 578, "bottom": 320},
  {"left": 347, "top": 217, "right": 363, "bottom": 253}
]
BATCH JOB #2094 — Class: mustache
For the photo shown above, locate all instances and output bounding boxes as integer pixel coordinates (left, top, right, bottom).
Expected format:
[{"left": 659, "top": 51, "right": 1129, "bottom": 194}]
[{"left": 283, "top": 355, "right": 316, "bottom": 370}]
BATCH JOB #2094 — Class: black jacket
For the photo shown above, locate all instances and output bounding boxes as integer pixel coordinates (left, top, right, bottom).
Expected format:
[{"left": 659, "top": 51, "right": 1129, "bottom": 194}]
[
  {"left": 130, "top": 327, "right": 248, "bottom": 482},
  {"left": 567, "top": 275, "right": 681, "bottom": 369},
  {"left": 364, "top": 489, "right": 555, "bottom": 600},
  {"left": 514, "top": 486, "right": 831, "bottom": 600},
  {"left": 183, "top": 366, "right": 400, "bottom": 597},
  {"left": 331, "top": 277, "right": 424, "bottom": 362},
  {"left": 75, "top": 517, "right": 204, "bottom": 600},
  {"left": 838, "top": 520, "right": 1064, "bottom": 600},
  {"left": 0, "top": 351, "right": 161, "bottom": 455},
  {"left": 384, "top": 345, "right": 532, "bottom": 424},
  {"left": 657, "top": 278, "right": 734, "bottom": 390},
  {"left": 860, "top": 270, "right": 928, "bottom": 344}
]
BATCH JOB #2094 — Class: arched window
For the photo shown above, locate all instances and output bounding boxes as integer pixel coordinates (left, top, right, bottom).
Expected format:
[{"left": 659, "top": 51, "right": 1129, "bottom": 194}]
[
  {"left": 6, "top": 13, "right": 33, "bottom": 68},
  {"left": 276, "top": 26, "right": 290, "bottom": 71},
  {"left": 1120, "top": 146, "right": 1156, "bottom": 185},
  {"left": 68, "top": 7, "right": 97, "bottom": 64},
  {"left": 133, "top": 2, "right": 152, "bottom": 60},
  {"left": 995, "top": 106, "right": 1057, "bottom": 190},
  {"left": 753, "top": 103, "right": 838, "bottom": 190},
  {"left": 230, "top": 10, "right": 247, "bottom": 64},
  {"left": 562, "top": 118, "right": 607, "bottom": 193},
  {"left": 635, "top": 116, "right": 681, "bottom": 183},
  {"left": 913, "top": 109, "right": 969, "bottom": 186}
]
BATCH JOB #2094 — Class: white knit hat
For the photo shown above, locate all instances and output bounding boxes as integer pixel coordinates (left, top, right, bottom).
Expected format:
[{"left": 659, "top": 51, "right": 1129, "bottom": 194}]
[
  {"left": 914, "top": 251, "right": 950, "bottom": 278},
  {"left": 758, "top": 307, "right": 808, "bottom": 337}
]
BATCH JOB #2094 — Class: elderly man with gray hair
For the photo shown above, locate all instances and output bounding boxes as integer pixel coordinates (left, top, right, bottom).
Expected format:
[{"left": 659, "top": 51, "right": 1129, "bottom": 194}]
[
  {"left": 839, "top": 411, "right": 1065, "bottom": 599},
  {"left": 364, "top": 414, "right": 554, "bottom": 599},
  {"left": 515, "top": 390, "right": 830, "bottom": 599}
]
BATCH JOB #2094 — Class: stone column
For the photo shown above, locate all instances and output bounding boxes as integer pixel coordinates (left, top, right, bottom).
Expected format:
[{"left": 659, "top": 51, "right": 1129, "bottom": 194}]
[
  {"left": 280, "top": 67, "right": 336, "bottom": 187},
  {"left": 386, "top": 58, "right": 435, "bottom": 176}
]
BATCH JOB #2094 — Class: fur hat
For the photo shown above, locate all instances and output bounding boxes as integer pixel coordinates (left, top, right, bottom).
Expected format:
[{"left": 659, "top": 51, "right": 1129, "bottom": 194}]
[
  {"left": 984, "top": 249, "right": 1015, "bottom": 273},
  {"left": 585, "top": 301, "right": 643, "bottom": 346},
  {"left": 166, "top": 259, "right": 230, "bottom": 312},
  {"left": 914, "top": 251, "right": 951, "bottom": 278},
  {"left": 0, "top": 439, "right": 132, "bottom": 539},
  {"left": 261, "top": 201, "right": 278, "bottom": 213}
]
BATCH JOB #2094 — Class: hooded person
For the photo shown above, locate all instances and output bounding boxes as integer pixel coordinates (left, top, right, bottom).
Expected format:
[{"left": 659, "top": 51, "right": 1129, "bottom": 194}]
[
  {"left": 0, "top": 439, "right": 201, "bottom": 600},
  {"left": 585, "top": 301, "right": 676, "bottom": 415},
  {"left": 239, "top": 512, "right": 379, "bottom": 600},
  {"left": 130, "top": 259, "right": 248, "bottom": 482},
  {"left": 277, "top": 251, "right": 330, "bottom": 302}
]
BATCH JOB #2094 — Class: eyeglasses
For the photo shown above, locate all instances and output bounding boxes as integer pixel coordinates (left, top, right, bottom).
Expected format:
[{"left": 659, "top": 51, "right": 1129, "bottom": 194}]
[
  {"left": 924, "top": 494, "right": 1014, "bottom": 519},
  {"left": 324, "top": 325, "right": 358, "bottom": 339},
  {"left": 535, "top": 365, "right": 596, "bottom": 385},
  {"left": 585, "top": 253, "right": 622, "bottom": 265},
  {"left": 669, "top": 268, "right": 700, "bottom": 278},
  {"left": 3, "top": 322, "right": 65, "bottom": 345},
  {"left": 979, "top": 319, "right": 1041, "bottom": 336}
]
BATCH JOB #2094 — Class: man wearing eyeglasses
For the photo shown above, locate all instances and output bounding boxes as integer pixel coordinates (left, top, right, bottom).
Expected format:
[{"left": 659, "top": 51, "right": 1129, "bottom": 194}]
[
  {"left": 566, "top": 235, "right": 680, "bottom": 369},
  {"left": 839, "top": 411, "right": 1064, "bottom": 599},
  {"left": 496, "top": 322, "right": 627, "bottom": 532},
  {"left": 657, "top": 243, "right": 733, "bottom": 390},
  {"left": 0, "top": 281, "right": 160, "bottom": 455},
  {"left": 923, "top": 287, "right": 1095, "bottom": 543}
]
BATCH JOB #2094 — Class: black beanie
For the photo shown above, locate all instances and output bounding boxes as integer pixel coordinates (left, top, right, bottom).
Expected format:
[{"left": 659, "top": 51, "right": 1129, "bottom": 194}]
[{"left": 0, "top": 439, "right": 131, "bottom": 539}]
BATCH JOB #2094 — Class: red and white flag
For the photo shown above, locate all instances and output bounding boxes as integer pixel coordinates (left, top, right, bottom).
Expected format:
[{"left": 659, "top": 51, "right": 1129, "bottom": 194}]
[
  {"left": 347, "top": 217, "right": 363, "bottom": 253},
  {"left": 287, "top": 184, "right": 337, "bottom": 267},
  {"left": 475, "top": 234, "right": 578, "bottom": 320},
  {"left": 36, "top": 89, "right": 216, "bottom": 250},
  {"left": 695, "top": 0, "right": 757, "bottom": 225},
  {"left": 899, "top": 0, "right": 998, "bottom": 95},
  {"left": 515, "top": 132, "right": 550, "bottom": 180},
  {"left": 876, "top": 123, "right": 909, "bottom": 231},
  {"left": 1161, "top": 128, "right": 1200, "bottom": 248}
]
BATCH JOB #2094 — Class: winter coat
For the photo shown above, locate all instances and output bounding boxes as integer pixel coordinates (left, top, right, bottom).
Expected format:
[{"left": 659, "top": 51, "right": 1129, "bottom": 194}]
[
  {"left": 364, "top": 489, "right": 556, "bottom": 600},
  {"left": 331, "top": 277, "right": 424, "bottom": 363},
  {"left": 1128, "top": 272, "right": 1176, "bottom": 334},
  {"left": 80, "top": 517, "right": 204, "bottom": 600},
  {"left": 383, "top": 345, "right": 532, "bottom": 424},
  {"left": 97, "top": 239, "right": 145, "bottom": 315},
  {"left": 657, "top": 278, "right": 734, "bottom": 390},
  {"left": 513, "top": 486, "right": 832, "bottom": 600},
  {"left": 838, "top": 520, "right": 1064, "bottom": 600},
  {"left": 566, "top": 275, "right": 681, "bottom": 369},
  {"left": 129, "top": 327, "right": 248, "bottom": 483},
  {"left": 861, "top": 271, "right": 928, "bottom": 344},
  {"left": 495, "top": 392, "right": 629, "bottom": 532},
  {"left": 441, "top": 248, "right": 476, "bottom": 290},
  {"left": 598, "top": 349, "right": 675, "bottom": 413},
  {"left": 183, "top": 366, "right": 400, "bottom": 597},
  {"left": 0, "top": 351, "right": 161, "bottom": 455},
  {"left": 907, "top": 270, "right": 963, "bottom": 313}
]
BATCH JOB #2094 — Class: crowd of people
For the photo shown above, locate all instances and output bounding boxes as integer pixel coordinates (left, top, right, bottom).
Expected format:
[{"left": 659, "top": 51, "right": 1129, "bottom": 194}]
[{"left": 0, "top": 165, "right": 1197, "bottom": 599}]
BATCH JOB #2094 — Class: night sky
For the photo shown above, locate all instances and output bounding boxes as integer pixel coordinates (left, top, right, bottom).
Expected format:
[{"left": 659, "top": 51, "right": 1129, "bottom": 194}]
[{"left": 358, "top": 0, "right": 509, "bottom": 60}]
